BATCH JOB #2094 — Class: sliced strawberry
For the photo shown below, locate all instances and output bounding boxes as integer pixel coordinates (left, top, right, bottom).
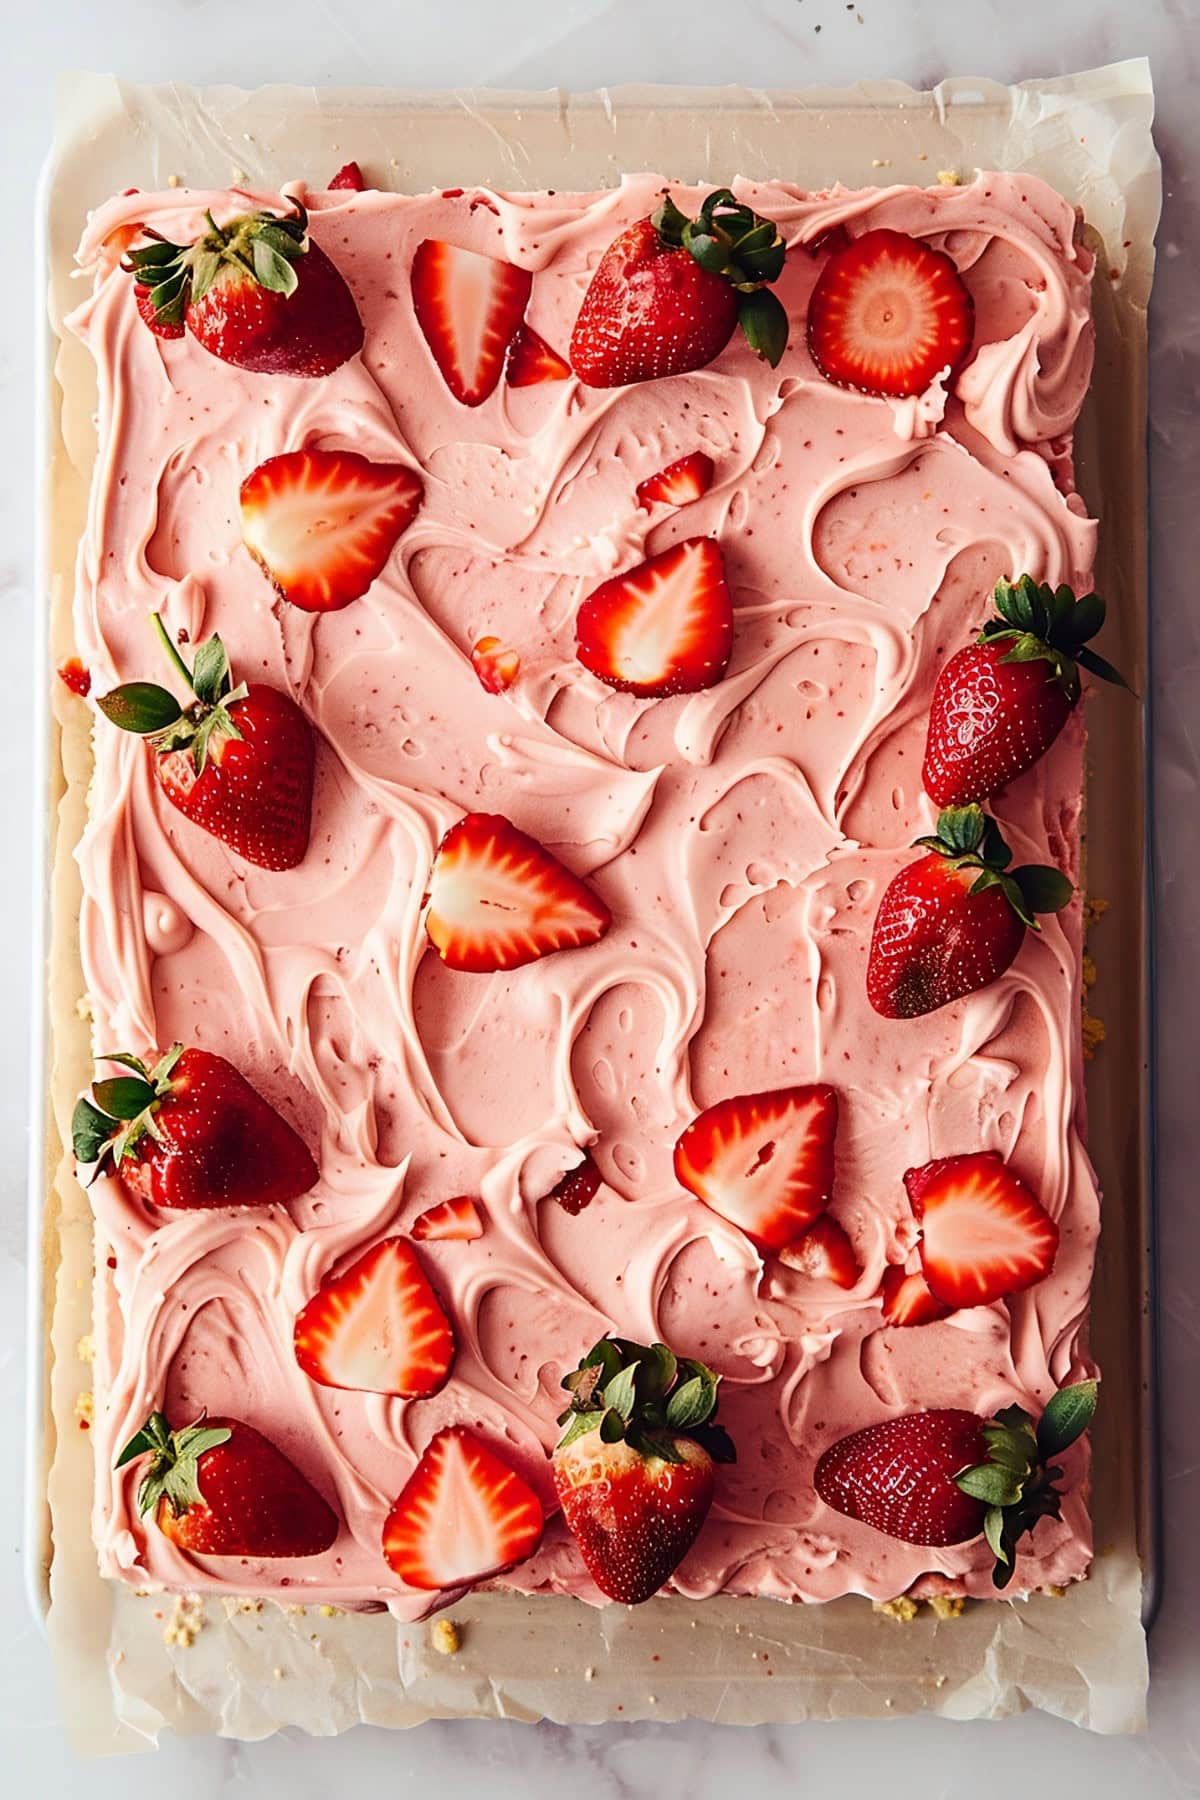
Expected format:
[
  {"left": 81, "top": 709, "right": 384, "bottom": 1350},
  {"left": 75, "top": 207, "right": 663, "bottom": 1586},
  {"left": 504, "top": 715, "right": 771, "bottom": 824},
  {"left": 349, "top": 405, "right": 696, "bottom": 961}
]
[
  {"left": 905, "top": 1152, "right": 1059, "bottom": 1309},
  {"left": 674, "top": 1085, "right": 838, "bottom": 1253},
  {"left": 382, "top": 1426, "right": 544, "bottom": 1590},
  {"left": 548, "top": 1155, "right": 602, "bottom": 1215},
  {"left": 294, "top": 1237, "right": 455, "bottom": 1397},
  {"left": 806, "top": 227, "right": 975, "bottom": 398},
  {"left": 411, "top": 239, "right": 532, "bottom": 406},
  {"left": 778, "top": 1213, "right": 860, "bottom": 1288},
  {"left": 411, "top": 1196, "right": 484, "bottom": 1242},
  {"left": 575, "top": 537, "right": 734, "bottom": 698},
  {"left": 504, "top": 322, "right": 571, "bottom": 387},
  {"left": 328, "top": 161, "right": 366, "bottom": 191},
  {"left": 57, "top": 657, "right": 91, "bottom": 698},
  {"left": 880, "top": 1263, "right": 952, "bottom": 1327},
  {"left": 425, "top": 812, "right": 611, "bottom": 973},
  {"left": 470, "top": 636, "right": 520, "bottom": 693},
  {"left": 135, "top": 282, "right": 185, "bottom": 339},
  {"left": 635, "top": 451, "right": 715, "bottom": 512},
  {"left": 240, "top": 448, "right": 424, "bottom": 613}
]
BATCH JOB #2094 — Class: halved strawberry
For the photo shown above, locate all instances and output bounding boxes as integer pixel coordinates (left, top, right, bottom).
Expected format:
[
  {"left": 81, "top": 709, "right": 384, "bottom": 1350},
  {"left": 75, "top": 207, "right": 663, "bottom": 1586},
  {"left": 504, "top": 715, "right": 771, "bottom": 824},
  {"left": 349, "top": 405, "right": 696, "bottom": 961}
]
[
  {"left": 471, "top": 636, "right": 520, "bottom": 693},
  {"left": 905, "top": 1152, "right": 1059, "bottom": 1309},
  {"left": 674, "top": 1085, "right": 838, "bottom": 1253},
  {"left": 328, "top": 161, "right": 366, "bottom": 192},
  {"left": 635, "top": 451, "right": 715, "bottom": 512},
  {"left": 293, "top": 1236, "right": 455, "bottom": 1397},
  {"left": 411, "top": 1196, "right": 484, "bottom": 1242},
  {"left": 806, "top": 227, "right": 974, "bottom": 398},
  {"left": 411, "top": 239, "right": 532, "bottom": 406},
  {"left": 778, "top": 1213, "right": 860, "bottom": 1288},
  {"left": 424, "top": 812, "right": 611, "bottom": 973},
  {"left": 239, "top": 448, "right": 424, "bottom": 613},
  {"left": 548, "top": 1155, "right": 602, "bottom": 1215},
  {"left": 382, "top": 1425, "right": 545, "bottom": 1590},
  {"left": 575, "top": 537, "right": 734, "bottom": 698},
  {"left": 880, "top": 1263, "right": 952, "bottom": 1327},
  {"left": 505, "top": 322, "right": 571, "bottom": 387}
]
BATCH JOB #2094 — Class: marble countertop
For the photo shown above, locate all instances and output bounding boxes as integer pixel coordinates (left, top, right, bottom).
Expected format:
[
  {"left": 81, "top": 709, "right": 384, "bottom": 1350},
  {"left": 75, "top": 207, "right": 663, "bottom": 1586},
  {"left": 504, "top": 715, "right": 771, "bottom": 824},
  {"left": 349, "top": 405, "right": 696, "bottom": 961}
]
[{"left": 3, "top": 1, "right": 1196, "bottom": 1792}]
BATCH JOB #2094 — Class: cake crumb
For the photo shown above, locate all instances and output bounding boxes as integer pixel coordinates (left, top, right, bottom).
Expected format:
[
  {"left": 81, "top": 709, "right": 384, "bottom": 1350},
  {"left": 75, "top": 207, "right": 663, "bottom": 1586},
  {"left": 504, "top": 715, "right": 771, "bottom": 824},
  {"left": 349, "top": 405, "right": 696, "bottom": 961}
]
[
  {"left": 1085, "top": 897, "right": 1110, "bottom": 927},
  {"left": 318, "top": 1604, "right": 340, "bottom": 1618},
  {"left": 1042, "top": 1583, "right": 1068, "bottom": 1598},
  {"left": 873, "top": 1597, "right": 919, "bottom": 1622},
  {"left": 583, "top": 1666, "right": 596, "bottom": 1682},
  {"left": 273, "top": 1666, "right": 285, "bottom": 1680},
  {"left": 167, "top": 174, "right": 181, "bottom": 189},
  {"left": 74, "top": 1389, "right": 94, "bottom": 1428},
  {"left": 936, "top": 169, "right": 961, "bottom": 187},
  {"left": 75, "top": 995, "right": 94, "bottom": 1022},
  {"left": 285, "top": 1604, "right": 307, "bottom": 1616},
  {"left": 76, "top": 1333, "right": 96, "bottom": 1364},
  {"left": 926, "top": 1594, "right": 965, "bottom": 1621},
  {"left": 163, "top": 1593, "right": 204, "bottom": 1648},
  {"left": 430, "top": 1617, "right": 461, "bottom": 1655},
  {"left": 871, "top": 159, "right": 890, "bottom": 169},
  {"left": 1082, "top": 1011, "right": 1106, "bottom": 1060}
]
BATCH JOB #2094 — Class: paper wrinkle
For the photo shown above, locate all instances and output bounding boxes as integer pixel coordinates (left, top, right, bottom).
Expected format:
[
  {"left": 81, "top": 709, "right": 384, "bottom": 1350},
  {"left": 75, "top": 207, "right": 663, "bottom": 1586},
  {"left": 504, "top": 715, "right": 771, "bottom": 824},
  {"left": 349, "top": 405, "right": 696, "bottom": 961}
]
[{"left": 39, "top": 63, "right": 1157, "bottom": 1749}]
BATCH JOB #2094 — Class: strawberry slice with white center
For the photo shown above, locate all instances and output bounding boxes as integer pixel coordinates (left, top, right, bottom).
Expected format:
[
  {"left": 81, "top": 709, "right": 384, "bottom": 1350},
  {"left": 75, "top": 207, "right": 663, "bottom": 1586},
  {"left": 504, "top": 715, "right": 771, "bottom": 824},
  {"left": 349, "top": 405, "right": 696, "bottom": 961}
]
[
  {"left": 635, "top": 451, "right": 715, "bottom": 512},
  {"left": 575, "top": 536, "right": 734, "bottom": 697},
  {"left": 411, "top": 239, "right": 533, "bottom": 407},
  {"left": 240, "top": 448, "right": 424, "bottom": 613},
  {"left": 905, "top": 1152, "right": 1059, "bottom": 1308},
  {"left": 382, "top": 1425, "right": 545, "bottom": 1590},
  {"left": 674, "top": 1085, "right": 838, "bottom": 1253},
  {"left": 778, "top": 1213, "right": 860, "bottom": 1288},
  {"left": 504, "top": 322, "right": 571, "bottom": 386},
  {"left": 806, "top": 227, "right": 975, "bottom": 398},
  {"left": 880, "top": 1263, "right": 951, "bottom": 1327},
  {"left": 293, "top": 1236, "right": 455, "bottom": 1397},
  {"left": 411, "top": 1196, "right": 484, "bottom": 1242},
  {"left": 425, "top": 812, "right": 611, "bottom": 973}
]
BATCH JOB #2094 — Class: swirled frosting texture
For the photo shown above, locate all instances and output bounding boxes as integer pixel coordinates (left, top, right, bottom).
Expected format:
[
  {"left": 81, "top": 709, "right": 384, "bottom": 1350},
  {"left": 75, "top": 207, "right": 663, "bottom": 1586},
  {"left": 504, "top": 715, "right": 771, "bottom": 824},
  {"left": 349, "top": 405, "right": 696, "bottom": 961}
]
[{"left": 69, "top": 173, "right": 1098, "bottom": 1617}]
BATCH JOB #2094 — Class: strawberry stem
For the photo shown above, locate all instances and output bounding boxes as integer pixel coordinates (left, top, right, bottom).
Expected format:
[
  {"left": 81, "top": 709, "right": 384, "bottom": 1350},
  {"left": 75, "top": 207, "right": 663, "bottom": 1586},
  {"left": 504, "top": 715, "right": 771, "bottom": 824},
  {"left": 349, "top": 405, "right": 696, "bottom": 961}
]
[{"left": 151, "top": 611, "right": 197, "bottom": 694}]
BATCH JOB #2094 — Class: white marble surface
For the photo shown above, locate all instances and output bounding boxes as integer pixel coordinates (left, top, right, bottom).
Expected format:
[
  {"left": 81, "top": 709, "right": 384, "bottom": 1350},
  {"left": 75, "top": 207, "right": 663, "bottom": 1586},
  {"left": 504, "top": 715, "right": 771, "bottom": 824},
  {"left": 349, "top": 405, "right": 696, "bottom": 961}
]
[{"left": 4, "top": 0, "right": 1197, "bottom": 1791}]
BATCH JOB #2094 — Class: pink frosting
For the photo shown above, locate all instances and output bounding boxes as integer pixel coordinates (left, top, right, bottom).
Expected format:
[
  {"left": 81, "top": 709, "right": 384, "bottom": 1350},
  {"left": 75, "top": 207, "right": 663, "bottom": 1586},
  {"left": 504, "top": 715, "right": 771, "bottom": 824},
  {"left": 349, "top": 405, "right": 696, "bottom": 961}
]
[{"left": 68, "top": 172, "right": 1099, "bottom": 1618}]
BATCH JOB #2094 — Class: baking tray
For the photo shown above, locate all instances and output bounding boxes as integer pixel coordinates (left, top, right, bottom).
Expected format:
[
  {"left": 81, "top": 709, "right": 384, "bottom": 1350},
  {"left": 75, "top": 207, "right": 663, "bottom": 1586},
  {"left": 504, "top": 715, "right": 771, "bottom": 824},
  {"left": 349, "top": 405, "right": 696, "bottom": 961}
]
[{"left": 26, "top": 67, "right": 1159, "bottom": 1737}]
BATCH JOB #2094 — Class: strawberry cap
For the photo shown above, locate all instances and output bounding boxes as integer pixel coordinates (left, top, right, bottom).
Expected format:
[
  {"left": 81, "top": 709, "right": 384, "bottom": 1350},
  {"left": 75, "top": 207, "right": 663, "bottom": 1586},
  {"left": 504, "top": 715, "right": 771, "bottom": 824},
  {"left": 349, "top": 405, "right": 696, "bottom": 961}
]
[
  {"left": 976, "top": 575, "right": 1129, "bottom": 703},
  {"left": 117, "top": 1410, "right": 233, "bottom": 1519},
  {"left": 951, "top": 1381, "right": 1098, "bottom": 1587},
  {"left": 651, "top": 189, "right": 790, "bottom": 367},
  {"left": 71, "top": 1043, "right": 187, "bottom": 1179},
  {"left": 96, "top": 614, "right": 249, "bottom": 775},
  {"left": 556, "top": 1335, "right": 736, "bottom": 1466},
  {"left": 124, "top": 205, "right": 311, "bottom": 330},
  {"left": 913, "top": 803, "right": 1073, "bottom": 931}
]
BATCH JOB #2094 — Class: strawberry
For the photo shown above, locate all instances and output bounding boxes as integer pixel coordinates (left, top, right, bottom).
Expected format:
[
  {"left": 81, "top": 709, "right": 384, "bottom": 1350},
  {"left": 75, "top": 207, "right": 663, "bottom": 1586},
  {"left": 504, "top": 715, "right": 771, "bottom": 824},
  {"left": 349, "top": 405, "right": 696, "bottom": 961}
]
[
  {"left": 424, "top": 812, "right": 611, "bottom": 973},
  {"left": 806, "top": 227, "right": 974, "bottom": 397},
  {"left": 125, "top": 204, "right": 363, "bottom": 377},
  {"left": 71, "top": 1044, "right": 318, "bottom": 1210},
  {"left": 57, "top": 657, "right": 91, "bottom": 697},
  {"left": 548, "top": 1154, "right": 602, "bottom": 1215},
  {"left": 575, "top": 536, "right": 734, "bottom": 698},
  {"left": 880, "top": 1263, "right": 951, "bottom": 1327},
  {"left": 328, "top": 161, "right": 366, "bottom": 191},
  {"left": 813, "top": 1381, "right": 1098, "bottom": 1586},
  {"left": 504, "top": 321, "right": 571, "bottom": 386},
  {"left": 904, "top": 1151, "right": 1059, "bottom": 1309},
  {"left": 778, "top": 1213, "right": 860, "bottom": 1288},
  {"left": 470, "top": 636, "right": 521, "bottom": 693},
  {"left": 239, "top": 447, "right": 424, "bottom": 613},
  {"left": 866, "top": 804, "right": 1072, "bottom": 1019},
  {"left": 294, "top": 1237, "right": 455, "bottom": 1397},
  {"left": 570, "top": 190, "right": 789, "bottom": 387},
  {"left": 134, "top": 282, "right": 185, "bottom": 339},
  {"left": 923, "top": 576, "right": 1128, "bottom": 806},
  {"left": 117, "top": 1412, "right": 338, "bottom": 1557},
  {"left": 410, "top": 239, "right": 532, "bottom": 406},
  {"left": 673, "top": 1085, "right": 838, "bottom": 1253},
  {"left": 382, "top": 1426, "right": 544, "bottom": 1591},
  {"left": 635, "top": 450, "right": 715, "bottom": 512},
  {"left": 411, "top": 1196, "right": 484, "bottom": 1242},
  {"left": 97, "top": 619, "right": 314, "bottom": 870},
  {"left": 553, "top": 1336, "right": 736, "bottom": 1604}
]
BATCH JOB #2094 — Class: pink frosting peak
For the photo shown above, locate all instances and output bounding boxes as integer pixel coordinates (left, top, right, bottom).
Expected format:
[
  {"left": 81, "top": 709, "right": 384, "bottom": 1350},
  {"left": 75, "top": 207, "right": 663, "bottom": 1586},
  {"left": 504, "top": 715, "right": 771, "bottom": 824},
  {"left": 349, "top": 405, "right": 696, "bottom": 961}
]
[{"left": 70, "top": 171, "right": 1098, "bottom": 1619}]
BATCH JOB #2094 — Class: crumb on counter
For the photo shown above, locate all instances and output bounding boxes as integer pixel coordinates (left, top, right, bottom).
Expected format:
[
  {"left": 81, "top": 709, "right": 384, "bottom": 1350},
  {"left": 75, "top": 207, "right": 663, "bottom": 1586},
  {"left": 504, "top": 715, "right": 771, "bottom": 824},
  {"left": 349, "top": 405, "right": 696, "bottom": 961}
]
[
  {"left": 1042, "top": 1583, "right": 1068, "bottom": 1599},
  {"left": 167, "top": 174, "right": 180, "bottom": 189},
  {"left": 1085, "top": 897, "right": 1110, "bottom": 927},
  {"left": 163, "top": 1593, "right": 205, "bottom": 1648},
  {"left": 318, "top": 1604, "right": 340, "bottom": 1618},
  {"left": 873, "top": 1596, "right": 920, "bottom": 1622},
  {"left": 936, "top": 170, "right": 961, "bottom": 186},
  {"left": 927, "top": 1594, "right": 965, "bottom": 1621},
  {"left": 430, "top": 1617, "right": 461, "bottom": 1655},
  {"left": 76, "top": 1333, "right": 96, "bottom": 1364},
  {"left": 1082, "top": 1011, "right": 1106, "bottom": 1060},
  {"left": 74, "top": 995, "right": 93, "bottom": 1022},
  {"left": 74, "top": 1389, "right": 94, "bottom": 1429}
]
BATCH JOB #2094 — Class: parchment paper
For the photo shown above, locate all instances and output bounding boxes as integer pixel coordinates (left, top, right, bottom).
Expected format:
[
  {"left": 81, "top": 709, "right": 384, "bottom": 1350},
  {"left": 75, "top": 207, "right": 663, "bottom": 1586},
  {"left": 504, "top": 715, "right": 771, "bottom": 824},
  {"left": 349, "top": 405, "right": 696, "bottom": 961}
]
[{"left": 35, "top": 61, "right": 1158, "bottom": 1750}]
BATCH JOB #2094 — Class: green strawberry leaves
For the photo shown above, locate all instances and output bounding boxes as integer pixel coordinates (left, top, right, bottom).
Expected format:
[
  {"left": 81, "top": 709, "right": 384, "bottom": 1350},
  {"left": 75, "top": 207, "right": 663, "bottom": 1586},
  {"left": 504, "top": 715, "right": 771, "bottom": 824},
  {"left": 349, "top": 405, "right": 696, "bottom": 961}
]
[
  {"left": 914, "top": 803, "right": 1073, "bottom": 933},
  {"left": 117, "top": 1409, "right": 233, "bottom": 1519},
  {"left": 978, "top": 575, "right": 1131, "bottom": 703},
  {"left": 953, "top": 1381, "right": 1098, "bottom": 1588},
  {"left": 651, "top": 189, "right": 790, "bottom": 367},
  {"left": 124, "top": 205, "right": 309, "bottom": 325},
  {"left": 97, "top": 616, "right": 247, "bottom": 776},
  {"left": 556, "top": 1335, "right": 736, "bottom": 1465},
  {"left": 70, "top": 1044, "right": 186, "bottom": 1178}
]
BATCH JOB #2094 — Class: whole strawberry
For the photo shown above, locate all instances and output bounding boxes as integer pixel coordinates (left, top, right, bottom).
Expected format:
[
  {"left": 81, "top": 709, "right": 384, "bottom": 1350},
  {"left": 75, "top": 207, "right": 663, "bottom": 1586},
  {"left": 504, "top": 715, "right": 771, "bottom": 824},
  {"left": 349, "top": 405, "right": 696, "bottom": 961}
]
[
  {"left": 570, "top": 189, "right": 789, "bottom": 387},
  {"left": 924, "top": 576, "right": 1128, "bottom": 806},
  {"left": 867, "top": 804, "right": 1072, "bottom": 1018},
  {"left": 98, "top": 618, "right": 314, "bottom": 870},
  {"left": 125, "top": 204, "right": 363, "bottom": 377},
  {"left": 118, "top": 1412, "right": 339, "bottom": 1557},
  {"left": 552, "top": 1336, "right": 735, "bottom": 1604},
  {"left": 72, "top": 1044, "right": 318, "bottom": 1209},
  {"left": 814, "top": 1381, "right": 1097, "bottom": 1586}
]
